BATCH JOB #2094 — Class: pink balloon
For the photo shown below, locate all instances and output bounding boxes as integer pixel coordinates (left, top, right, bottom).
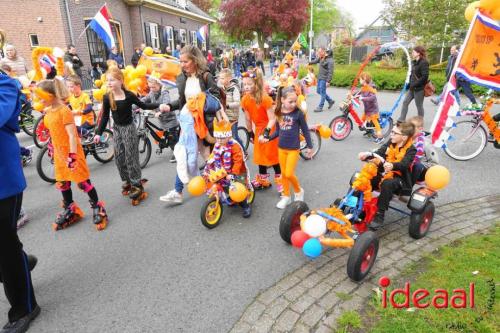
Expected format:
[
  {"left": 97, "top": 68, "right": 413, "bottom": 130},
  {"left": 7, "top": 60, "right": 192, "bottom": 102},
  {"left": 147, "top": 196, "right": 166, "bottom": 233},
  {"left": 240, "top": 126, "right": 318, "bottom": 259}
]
[{"left": 291, "top": 230, "right": 310, "bottom": 248}]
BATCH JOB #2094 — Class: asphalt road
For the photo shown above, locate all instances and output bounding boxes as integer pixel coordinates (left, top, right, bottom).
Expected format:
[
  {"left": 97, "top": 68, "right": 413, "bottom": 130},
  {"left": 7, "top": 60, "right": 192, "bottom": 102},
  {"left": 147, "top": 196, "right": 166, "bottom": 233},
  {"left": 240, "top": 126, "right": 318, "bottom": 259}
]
[{"left": 2, "top": 87, "right": 499, "bottom": 332}]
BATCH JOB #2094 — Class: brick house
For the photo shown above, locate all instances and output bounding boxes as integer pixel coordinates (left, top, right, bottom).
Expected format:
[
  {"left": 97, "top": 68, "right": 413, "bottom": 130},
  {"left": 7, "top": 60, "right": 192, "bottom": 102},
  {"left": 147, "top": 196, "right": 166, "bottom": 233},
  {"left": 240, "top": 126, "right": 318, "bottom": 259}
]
[{"left": 0, "top": 0, "right": 214, "bottom": 75}]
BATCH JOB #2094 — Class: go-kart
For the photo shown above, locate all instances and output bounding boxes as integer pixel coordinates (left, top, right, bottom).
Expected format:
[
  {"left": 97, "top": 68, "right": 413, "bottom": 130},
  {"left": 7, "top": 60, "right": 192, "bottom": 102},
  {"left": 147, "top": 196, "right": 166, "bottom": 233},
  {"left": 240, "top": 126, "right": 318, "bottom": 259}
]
[
  {"left": 279, "top": 153, "right": 448, "bottom": 281},
  {"left": 198, "top": 168, "right": 255, "bottom": 229}
]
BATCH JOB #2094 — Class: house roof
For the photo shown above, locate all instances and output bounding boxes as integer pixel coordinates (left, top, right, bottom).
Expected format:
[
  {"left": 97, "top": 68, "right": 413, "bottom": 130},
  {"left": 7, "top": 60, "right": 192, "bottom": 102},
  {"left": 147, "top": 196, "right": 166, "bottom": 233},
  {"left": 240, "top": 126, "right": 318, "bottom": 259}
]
[
  {"left": 355, "top": 15, "right": 396, "bottom": 41},
  {"left": 125, "top": 0, "right": 215, "bottom": 23},
  {"left": 155, "top": 0, "right": 215, "bottom": 21}
]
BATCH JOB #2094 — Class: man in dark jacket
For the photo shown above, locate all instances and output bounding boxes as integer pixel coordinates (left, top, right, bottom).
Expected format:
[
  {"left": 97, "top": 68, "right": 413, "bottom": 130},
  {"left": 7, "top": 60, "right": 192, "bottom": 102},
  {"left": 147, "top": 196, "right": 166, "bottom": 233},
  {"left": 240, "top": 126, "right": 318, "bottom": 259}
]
[
  {"left": 108, "top": 46, "right": 124, "bottom": 68},
  {"left": 131, "top": 43, "right": 145, "bottom": 68},
  {"left": 431, "top": 45, "right": 477, "bottom": 106},
  {"left": 359, "top": 122, "right": 417, "bottom": 230},
  {"left": 309, "top": 47, "right": 335, "bottom": 112},
  {"left": 0, "top": 70, "right": 40, "bottom": 333},
  {"left": 64, "top": 45, "right": 84, "bottom": 78}
]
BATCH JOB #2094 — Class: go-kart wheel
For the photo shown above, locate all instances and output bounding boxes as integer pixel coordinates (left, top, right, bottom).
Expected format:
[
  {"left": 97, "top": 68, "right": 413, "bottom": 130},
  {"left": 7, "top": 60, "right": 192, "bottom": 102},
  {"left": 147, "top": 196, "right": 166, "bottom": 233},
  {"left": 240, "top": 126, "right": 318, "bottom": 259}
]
[
  {"left": 409, "top": 201, "right": 435, "bottom": 239},
  {"left": 347, "top": 231, "right": 379, "bottom": 282},
  {"left": 279, "top": 201, "right": 309, "bottom": 244},
  {"left": 246, "top": 183, "right": 255, "bottom": 205},
  {"left": 201, "top": 197, "right": 223, "bottom": 229}
]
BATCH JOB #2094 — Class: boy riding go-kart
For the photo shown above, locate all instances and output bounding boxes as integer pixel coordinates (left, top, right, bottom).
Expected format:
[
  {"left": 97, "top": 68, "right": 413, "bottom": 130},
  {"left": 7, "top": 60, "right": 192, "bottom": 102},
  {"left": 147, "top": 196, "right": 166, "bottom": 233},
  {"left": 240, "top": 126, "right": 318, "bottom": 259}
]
[{"left": 279, "top": 122, "right": 450, "bottom": 281}]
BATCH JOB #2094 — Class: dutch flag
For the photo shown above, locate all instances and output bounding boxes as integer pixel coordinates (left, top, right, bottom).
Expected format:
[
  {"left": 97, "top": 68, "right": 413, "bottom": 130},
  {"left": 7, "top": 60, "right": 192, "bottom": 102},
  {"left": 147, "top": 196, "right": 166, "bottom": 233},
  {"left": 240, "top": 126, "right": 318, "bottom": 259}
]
[
  {"left": 89, "top": 5, "right": 115, "bottom": 49},
  {"left": 196, "top": 25, "right": 208, "bottom": 43}
]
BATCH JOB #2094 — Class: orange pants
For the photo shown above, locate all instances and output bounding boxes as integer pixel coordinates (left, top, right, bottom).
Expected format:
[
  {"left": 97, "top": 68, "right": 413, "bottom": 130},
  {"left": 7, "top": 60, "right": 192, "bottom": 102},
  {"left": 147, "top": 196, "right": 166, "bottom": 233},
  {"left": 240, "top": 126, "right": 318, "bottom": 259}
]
[
  {"left": 278, "top": 148, "right": 301, "bottom": 196},
  {"left": 362, "top": 114, "right": 382, "bottom": 136}
]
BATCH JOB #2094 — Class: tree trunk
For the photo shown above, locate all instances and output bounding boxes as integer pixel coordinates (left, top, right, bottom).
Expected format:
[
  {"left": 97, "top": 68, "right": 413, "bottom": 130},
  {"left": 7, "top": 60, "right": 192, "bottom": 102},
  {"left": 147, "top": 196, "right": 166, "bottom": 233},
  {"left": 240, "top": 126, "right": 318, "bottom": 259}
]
[{"left": 257, "top": 31, "right": 265, "bottom": 50}]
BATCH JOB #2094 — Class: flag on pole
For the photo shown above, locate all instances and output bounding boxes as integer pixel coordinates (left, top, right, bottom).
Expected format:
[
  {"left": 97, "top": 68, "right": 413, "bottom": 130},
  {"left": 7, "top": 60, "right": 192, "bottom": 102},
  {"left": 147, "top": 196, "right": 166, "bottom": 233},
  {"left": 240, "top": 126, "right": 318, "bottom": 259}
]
[
  {"left": 430, "top": 10, "right": 500, "bottom": 147},
  {"left": 298, "top": 33, "right": 309, "bottom": 49},
  {"left": 89, "top": 5, "right": 116, "bottom": 49},
  {"left": 196, "top": 25, "right": 208, "bottom": 43}
]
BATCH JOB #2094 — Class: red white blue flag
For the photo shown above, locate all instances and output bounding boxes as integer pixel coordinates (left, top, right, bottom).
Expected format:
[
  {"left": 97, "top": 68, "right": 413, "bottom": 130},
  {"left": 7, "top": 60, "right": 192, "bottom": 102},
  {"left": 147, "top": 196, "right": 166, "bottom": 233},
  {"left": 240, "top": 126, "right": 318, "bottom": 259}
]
[
  {"left": 196, "top": 25, "right": 208, "bottom": 43},
  {"left": 89, "top": 5, "right": 115, "bottom": 49}
]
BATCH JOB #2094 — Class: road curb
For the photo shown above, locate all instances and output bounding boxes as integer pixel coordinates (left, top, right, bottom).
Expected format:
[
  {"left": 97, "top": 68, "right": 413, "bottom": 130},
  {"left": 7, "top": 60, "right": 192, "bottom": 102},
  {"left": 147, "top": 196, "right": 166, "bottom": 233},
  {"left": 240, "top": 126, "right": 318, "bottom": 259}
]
[{"left": 229, "top": 194, "right": 500, "bottom": 333}]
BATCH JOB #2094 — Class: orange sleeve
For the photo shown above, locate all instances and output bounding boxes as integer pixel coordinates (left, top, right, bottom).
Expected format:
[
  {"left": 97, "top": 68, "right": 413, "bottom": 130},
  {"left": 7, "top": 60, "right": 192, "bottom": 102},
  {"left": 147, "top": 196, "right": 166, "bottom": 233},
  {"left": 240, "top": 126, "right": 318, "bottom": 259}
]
[
  {"left": 231, "top": 143, "right": 245, "bottom": 175},
  {"left": 61, "top": 105, "right": 75, "bottom": 126},
  {"left": 241, "top": 95, "right": 249, "bottom": 111}
]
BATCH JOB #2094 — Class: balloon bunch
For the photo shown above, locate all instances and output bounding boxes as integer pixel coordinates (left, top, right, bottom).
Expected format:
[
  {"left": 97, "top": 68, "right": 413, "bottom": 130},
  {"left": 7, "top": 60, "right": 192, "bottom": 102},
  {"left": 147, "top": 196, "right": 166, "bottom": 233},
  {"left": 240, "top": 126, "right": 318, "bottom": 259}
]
[
  {"left": 425, "top": 165, "right": 451, "bottom": 191},
  {"left": 351, "top": 162, "right": 378, "bottom": 202},
  {"left": 92, "top": 64, "right": 149, "bottom": 102},
  {"left": 482, "top": 100, "right": 500, "bottom": 144},
  {"left": 30, "top": 46, "right": 65, "bottom": 82},
  {"left": 291, "top": 214, "right": 327, "bottom": 258},
  {"left": 464, "top": 0, "right": 500, "bottom": 22}
]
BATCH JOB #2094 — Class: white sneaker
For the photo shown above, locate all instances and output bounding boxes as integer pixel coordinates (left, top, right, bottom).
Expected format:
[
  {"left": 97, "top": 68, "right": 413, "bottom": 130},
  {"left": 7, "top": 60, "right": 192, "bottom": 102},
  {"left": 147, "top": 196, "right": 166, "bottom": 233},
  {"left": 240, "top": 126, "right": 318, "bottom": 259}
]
[
  {"left": 276, "top": 196, "right": 291, "bottom": 209},
  {"left": 294, "top": 188, "right": 305, "bottom": 202},
  {"left": 159, "top": 190, "right": 183, "bottom": 204},
  {"left": 17, "top": 208, "right": 29, "bottom": 229}
]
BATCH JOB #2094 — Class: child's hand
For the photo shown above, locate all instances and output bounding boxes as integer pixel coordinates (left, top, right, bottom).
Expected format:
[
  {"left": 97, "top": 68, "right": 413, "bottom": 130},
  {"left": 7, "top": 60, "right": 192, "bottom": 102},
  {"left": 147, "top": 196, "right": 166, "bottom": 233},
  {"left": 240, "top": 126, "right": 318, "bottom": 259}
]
[
  {"left": 305, "top": 148, "right": 313, "bottom": 159},
  {"left": 93, "top": 134, "right": 101, "bottom": 144},
  {"left": 258, "top": 135, "right": 268, "bottom": 143},
  {"left": 383, "top": 162, "right": 393, "bottom": 172},
  {"left": 67, "top": 153, "right": 77, "bottom": 171},
  {"left": 154, "top": 112, "right": 161, "bottom": 118},
  {"left": 159, "top": 104, "right": 170, "bottom": 112},
  {"left": 358, "top": 152, "right": 370, "bottom": 160}
]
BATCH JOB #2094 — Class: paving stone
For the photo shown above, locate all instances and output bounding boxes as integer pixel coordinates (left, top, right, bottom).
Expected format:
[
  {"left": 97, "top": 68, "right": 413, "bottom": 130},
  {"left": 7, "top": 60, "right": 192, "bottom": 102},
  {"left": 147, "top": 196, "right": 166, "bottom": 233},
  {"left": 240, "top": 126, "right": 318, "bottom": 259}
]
[
  {"left": 300, "top": 273, "right": 323, "bottom": 289},
  {"left": 274, "top": 310, "right": 300, "bottom": 332},
  {"left": 251, "top": 314, "right": 274, "bottom": 333},
  {"left": 354, "top": 282, "right": 377, "bottom": 298},
  {"left": 338, "top": 295, "right": 364, "bottom": 312},
  {"left": 387, "top": 250, "right": 406, "bottom": 262},
  {"left": 283, "top": 284, "right": 308, "bottom": 303},
  {"left": 315, "top": 262, "right": 338, "bottom": 278},
  {"left": 290, "top": 294, "right": 317, "bottom": 314},
  {"left": 294, "top": 265, "right": 316, "bottom": 279},
  {"left": 334, "top": 279, "right": 359, "bottom": 294},
  {"left": 258, "top": 286, "right": 286, "bottom": 305},
  {"left": 317, "top": 290, "right": 340, "bottom": 311},
  {"left": 307, "top": 281, "right": 333, "bottom": 299},
  {"left": 300, "top": 304, "right": 326, "bottom": 327},
  {"left": 265, "top": 297, "right": 290, "bottom": 320},
  {"left": 323, "top": 269, "right": 348, "bottom": 286},
  {"left": 241, "top": 301, "right": 267, "bottom": 324},
  {"left": 401, "top": 241, "right": 424, "bottom": 252},
  {"left": 313, "top": 324, "right": 333, "bottom": 333},
  {"left": 385, "top": 240, "right": 404, "bottom": 250},
  {"left": 231, "top": 321, "right": 252, "bottom": 333},
  {"left": 321, "top": 307, "right": 343, "bottom": 328},
  {"left": 291, "top": 323, "right": 312, "bottom": 333},
  {"left": 275, "top": 275, "right": 302, "bottom": 292}
]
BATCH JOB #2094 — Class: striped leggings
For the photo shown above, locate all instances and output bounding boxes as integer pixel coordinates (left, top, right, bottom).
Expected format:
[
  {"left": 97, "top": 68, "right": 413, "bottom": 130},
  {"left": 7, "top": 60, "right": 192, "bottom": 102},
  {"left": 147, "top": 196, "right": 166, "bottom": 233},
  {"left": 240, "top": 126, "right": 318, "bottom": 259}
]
[{"left": 113, "top": 123, "right": 142, "bottom": 186}]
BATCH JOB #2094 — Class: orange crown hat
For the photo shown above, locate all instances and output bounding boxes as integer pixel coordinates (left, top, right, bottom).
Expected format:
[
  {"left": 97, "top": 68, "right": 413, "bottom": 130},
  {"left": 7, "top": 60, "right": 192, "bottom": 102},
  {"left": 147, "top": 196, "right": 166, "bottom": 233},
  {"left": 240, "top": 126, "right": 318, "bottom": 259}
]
[
  {"left": 213, "top": 119, "right": 232, "bottom": 139},
  {"left": 34, "top": 86, "right": 54, "bottom": 102}
]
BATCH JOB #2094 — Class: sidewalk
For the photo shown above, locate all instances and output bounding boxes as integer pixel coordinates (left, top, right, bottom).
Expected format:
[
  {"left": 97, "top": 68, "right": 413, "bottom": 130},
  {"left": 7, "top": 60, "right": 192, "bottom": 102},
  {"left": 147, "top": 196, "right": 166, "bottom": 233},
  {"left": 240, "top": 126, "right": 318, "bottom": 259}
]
[{"left": 230, "top": 194, "right": 500, "bottom": 333}]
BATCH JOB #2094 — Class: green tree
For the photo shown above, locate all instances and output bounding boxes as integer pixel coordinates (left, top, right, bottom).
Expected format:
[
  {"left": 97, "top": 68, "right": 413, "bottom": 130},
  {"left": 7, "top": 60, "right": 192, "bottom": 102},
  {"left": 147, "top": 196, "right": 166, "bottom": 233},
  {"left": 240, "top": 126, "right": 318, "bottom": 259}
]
[
  {"left": 382, "top": 0, "right": 470, "bottom": 47},
  {"left": 311, "top": 0, "right": 341, "bottom": 33}
]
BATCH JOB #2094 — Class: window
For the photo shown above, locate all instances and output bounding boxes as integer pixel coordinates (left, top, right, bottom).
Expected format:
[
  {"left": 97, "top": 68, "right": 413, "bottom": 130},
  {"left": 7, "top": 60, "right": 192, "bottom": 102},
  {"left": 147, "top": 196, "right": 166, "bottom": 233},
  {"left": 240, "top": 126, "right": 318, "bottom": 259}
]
[
  {"left": 190, "top": 31, "right": 197, "bottom": 46},
  {"left": 29, "top": 34, "right": 39, "bottom": 47},
  {"left": 149, "top": 23, "right": 160, "bottom": 49},
  {"left": 179, "top": 29, "right": 187, "bottom": 44},
  {"left": 163, "top": 26, "right": 174, "bottom": 51},
  {"left": 85, "top": 19, "right": 124, "bottom": 67}
]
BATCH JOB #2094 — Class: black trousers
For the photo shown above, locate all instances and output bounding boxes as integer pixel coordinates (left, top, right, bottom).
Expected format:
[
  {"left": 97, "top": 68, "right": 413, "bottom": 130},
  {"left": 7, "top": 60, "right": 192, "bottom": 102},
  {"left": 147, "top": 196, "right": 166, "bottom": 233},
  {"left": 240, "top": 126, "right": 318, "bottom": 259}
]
[
  {"left": 371, "top": 175, "right": 403, "bottom": 212},
  {"left": 0, "top": 193, "right": 37, "bottom": 322}
]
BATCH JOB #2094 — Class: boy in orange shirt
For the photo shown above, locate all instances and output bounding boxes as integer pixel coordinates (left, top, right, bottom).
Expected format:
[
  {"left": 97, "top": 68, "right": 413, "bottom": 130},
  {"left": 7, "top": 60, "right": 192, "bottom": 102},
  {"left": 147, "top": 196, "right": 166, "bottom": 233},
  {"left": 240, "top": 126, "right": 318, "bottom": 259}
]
[{"left": 66, "top": 75, "right": 94, "bottom": 141}]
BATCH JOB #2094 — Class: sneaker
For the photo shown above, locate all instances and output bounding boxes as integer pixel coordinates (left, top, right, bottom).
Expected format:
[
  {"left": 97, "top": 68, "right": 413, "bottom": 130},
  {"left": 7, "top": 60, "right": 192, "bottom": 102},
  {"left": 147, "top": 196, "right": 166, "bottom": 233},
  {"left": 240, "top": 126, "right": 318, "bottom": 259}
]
[
  {"left": 328, "top": 100, "right": 335, "bottom": 109},
  {"left": 16, "top": 209, "right": 29, "bottom": 229},
  {"left": 369, "top": 211, "right": 385, "bottom": 230},
  {"left": 276, "top": 196, "right": 291, "bottom": 209},
  {"left": 21, "top": 149, "right": 33, "bottom": 167},
  {"left": 1, "top": 305, "right": 40, "bottom": 333},
  {"left": 313, "top": 108, "right": 324, "bottom": 113},
  {"left": 430, "top": 97, "right": 439, "bottom": 106},
  {"left": 242, "top": 206, "right": 252, "bottom": 218},
  {"left": 373, "top": 137, "right": 384, "bottom": 144},
  {"left": 159, "top": 190, "right": 183, "bottom": 204},
  {"left": 169, "top": 155, "right": 177, "bottom": 163},
  {"left": 294, "top": 188, "right": 305, "bottom": 202}
]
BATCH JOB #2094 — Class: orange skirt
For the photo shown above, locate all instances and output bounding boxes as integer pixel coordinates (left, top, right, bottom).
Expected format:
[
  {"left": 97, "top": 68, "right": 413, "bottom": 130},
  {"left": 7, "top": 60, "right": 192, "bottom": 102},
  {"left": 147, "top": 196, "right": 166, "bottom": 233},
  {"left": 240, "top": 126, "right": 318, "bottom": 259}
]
[{"left": 253, "top": 125, "right": 279, "bottom": 166}]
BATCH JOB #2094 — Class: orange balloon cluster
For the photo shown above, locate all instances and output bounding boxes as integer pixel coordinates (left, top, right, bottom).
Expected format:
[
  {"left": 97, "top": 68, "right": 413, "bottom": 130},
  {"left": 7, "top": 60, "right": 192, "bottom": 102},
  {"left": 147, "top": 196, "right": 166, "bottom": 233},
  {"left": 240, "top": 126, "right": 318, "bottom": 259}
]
[
  {"left": 351, "top": 162, "right": 378, "bottom": 202},
  {"left": 31, "top": 47, "right": 53, "bottom": 81},
  {"left": 465, "top": 0, "right": 500, "bottom": 21}
]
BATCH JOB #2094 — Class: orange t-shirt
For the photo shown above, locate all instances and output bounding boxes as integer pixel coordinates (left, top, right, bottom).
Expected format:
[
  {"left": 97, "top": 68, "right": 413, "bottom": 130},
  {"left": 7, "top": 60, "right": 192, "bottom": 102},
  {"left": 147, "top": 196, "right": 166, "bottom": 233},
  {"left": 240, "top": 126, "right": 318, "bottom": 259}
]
[
  {"left": 44, "top": 105, "right": 90, "bottom": 183},
  {"left": 241, "top": 94, "right": 279, "bottom": 166},
  {"left": 69, "top": 92, "right": 94, "bottom": 126}
]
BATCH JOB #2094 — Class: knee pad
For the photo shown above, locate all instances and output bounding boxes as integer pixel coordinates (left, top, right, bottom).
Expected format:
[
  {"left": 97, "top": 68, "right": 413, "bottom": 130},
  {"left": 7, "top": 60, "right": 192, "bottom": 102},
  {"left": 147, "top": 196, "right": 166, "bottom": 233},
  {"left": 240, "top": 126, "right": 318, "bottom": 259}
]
[
  {"left": 56, "top": 181, "right": 71, "bottom": 191},
  {"left": 77, "top": 180, "right": 94, "bottom": 193}
]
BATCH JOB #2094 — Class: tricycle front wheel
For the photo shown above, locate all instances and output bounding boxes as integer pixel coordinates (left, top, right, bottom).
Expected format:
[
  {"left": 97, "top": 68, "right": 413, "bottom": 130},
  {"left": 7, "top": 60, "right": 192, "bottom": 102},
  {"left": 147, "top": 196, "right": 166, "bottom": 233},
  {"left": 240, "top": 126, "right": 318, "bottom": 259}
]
[
  {"left": 279, "top": 201, "right": 309, "bottom": 244},
  {"left": 346, "top": 231, "right": 379, "bottom": 282},
  {"left": 201, "top": 197, "right": 223, "bottom": 229}
]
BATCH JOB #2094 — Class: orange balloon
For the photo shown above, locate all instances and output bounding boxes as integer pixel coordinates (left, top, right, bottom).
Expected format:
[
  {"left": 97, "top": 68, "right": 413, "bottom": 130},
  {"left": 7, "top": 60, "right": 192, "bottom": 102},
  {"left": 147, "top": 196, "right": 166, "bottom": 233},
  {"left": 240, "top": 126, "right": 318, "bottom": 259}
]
[
  {"left": 479, "top": 0, "right": 499, "bottom": 13},
  {"left": 491, "top": 5, "right": 500, "bottom": 19},
  {"left": 143, "top": 46, "right": 154, "bottom": 56},
  {"left": 187, "top": 176, "right": 207, "bottom": 196},
  {"left": 425, "top": 165, "right": 450, "bottom": 191},
  {"left": 136, "top": 64, "right": 147, "bottom": 77},
  {"left": 465, "top": 1, "right": 481, "bottom": 21},
  {"left": 93, "top": 89, "right": 104, "bottom": 102},
  {"left": 229, "top": 182, "right": 248, "bottom": 203},
  {"left": 94, "top": 79, "right": 103, "bottom": 88},
  {"left": 318, "top": 125, "right": 332, "bottom": 139}
]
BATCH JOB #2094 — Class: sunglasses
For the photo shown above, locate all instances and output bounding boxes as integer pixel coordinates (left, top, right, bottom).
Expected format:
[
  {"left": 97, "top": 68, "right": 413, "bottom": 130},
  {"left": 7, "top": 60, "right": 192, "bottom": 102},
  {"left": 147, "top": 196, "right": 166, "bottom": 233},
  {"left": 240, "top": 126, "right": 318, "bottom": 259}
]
[{"left": 390, "top": 130, "right": 403, "bottom": 136}]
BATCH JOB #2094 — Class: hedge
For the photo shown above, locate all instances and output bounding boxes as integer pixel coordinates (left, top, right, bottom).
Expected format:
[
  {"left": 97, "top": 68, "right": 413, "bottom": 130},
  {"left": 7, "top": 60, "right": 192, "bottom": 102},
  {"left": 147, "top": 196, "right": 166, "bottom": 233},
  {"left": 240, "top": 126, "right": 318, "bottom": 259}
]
[{"left": 298, "top": 64, "right": 488, "bottom": 95}]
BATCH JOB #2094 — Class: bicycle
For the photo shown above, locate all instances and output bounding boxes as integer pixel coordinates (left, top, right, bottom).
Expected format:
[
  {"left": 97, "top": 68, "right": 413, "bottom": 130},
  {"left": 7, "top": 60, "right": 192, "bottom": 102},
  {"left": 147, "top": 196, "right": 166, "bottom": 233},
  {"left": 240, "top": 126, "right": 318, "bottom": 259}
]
[
  {"left": 19, "top": 102, "right": 38, "bottom": 137},
  {"left": 134, "top": 110, "right": 182, "bottom": 169},
  {"left": 443, "top": 98, "right": 500, "bottom": 161},
  {"left": 36, "top": 128, "right": 114, "bottom": 183},
  {"left": 237, "top": 126, "right": 321, "bottom": 160},
  {"left": 329, "top": 92, "right": 393, "bottom": 141}
]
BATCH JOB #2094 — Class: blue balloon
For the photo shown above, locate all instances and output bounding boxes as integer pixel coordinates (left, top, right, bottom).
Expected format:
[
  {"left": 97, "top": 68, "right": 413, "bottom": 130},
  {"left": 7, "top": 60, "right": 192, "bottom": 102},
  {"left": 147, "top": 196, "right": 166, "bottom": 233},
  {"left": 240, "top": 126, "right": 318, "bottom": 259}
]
[{"left": 302, "top": 238, "right": 322, "bottom": 258}]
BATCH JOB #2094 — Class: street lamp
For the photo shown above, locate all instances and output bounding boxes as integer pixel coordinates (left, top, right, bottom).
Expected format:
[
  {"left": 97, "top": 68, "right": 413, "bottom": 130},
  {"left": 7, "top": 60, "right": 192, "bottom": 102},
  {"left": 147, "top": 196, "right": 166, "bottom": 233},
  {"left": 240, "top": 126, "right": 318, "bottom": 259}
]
[{"left": 309, "top": 0, "right": 314, "bottom": 61}]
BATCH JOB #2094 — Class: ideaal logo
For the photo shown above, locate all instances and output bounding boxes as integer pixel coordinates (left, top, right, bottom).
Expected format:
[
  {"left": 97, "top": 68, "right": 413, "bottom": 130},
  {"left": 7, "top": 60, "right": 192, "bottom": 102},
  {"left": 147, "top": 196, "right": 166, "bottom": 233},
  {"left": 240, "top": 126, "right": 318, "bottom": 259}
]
[{"left": 378, "top": 276, "right": 475, "bottom": 309}]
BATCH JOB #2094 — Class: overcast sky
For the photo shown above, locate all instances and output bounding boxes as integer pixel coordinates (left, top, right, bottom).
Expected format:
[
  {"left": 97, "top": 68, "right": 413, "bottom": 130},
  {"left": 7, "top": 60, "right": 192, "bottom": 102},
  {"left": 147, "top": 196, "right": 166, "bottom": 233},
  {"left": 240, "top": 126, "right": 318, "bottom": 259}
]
[{"left": 336, "top": 0, "right": 386, "bottom": 32}]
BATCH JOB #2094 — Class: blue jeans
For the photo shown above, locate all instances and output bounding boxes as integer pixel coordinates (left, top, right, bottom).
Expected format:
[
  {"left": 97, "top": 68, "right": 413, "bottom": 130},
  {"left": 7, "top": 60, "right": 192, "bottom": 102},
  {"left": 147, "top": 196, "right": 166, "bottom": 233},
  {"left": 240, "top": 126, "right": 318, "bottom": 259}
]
[
  {"left": 316, "top": 79, "right": 333, "bottom": 109},
  {"left": 270, "top": 62, "right": 275, "bottom": 75},
  {"left": 438, "top": 79, "right": 477, "bottom": 105},
  {"left": 231, "top": 122, "right": 245, "bottom": 151},
  {"left": 175, "top": 174, "right": 184, "bottom": 193},
  {"left": 234, "top": 63, "right": 241, "bottom": 78}
]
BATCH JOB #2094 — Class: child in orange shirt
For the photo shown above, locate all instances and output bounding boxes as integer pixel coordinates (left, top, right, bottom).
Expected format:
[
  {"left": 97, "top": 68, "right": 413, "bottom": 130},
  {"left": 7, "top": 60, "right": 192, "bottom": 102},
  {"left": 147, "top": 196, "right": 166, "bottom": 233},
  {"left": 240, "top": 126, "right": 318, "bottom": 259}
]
[
  {"left": 35, "top": 79, "right": 108, "bottom": 231},
  {"left": 241, "top": 68, "right": 282, "bottom": 192},
  {"left": 66, "top": 75, "right": 94, "bottom": 140}
]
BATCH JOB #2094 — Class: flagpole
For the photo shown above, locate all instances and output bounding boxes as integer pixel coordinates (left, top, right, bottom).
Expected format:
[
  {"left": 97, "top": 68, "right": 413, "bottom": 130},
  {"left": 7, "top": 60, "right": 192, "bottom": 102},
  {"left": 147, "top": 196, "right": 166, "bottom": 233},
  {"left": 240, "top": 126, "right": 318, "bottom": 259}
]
[{"left": 429, "top": 9, "right": 479, "bottom": 144}]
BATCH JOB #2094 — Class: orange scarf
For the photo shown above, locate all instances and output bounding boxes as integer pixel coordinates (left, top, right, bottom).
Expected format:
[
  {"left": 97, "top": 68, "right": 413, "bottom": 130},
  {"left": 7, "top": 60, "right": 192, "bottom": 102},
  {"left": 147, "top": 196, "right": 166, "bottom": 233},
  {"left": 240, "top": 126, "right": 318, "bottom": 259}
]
[
  {"left": 382, "top": 139, "right": 413, "bottom": 183},
  {"left": 361, "top": 85, "right": 377, "bottom": 95},
  {"left": 186, "top": 92, "right": 208, "bottom": 140}
]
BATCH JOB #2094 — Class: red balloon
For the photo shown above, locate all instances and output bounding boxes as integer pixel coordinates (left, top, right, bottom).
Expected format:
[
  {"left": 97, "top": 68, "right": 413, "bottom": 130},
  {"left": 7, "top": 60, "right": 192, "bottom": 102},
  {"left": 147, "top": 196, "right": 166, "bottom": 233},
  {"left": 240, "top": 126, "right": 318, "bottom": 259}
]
[{"left": 291, "top": 230, "right": 310, "bottom": 248}]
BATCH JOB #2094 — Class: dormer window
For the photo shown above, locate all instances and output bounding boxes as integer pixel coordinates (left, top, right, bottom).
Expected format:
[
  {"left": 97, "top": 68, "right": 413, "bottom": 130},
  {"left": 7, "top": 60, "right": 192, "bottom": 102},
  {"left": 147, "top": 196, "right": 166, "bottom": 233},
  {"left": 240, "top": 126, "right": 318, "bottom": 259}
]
[{"left": 176, "top": 0, "right": 187, "bottom": 9}]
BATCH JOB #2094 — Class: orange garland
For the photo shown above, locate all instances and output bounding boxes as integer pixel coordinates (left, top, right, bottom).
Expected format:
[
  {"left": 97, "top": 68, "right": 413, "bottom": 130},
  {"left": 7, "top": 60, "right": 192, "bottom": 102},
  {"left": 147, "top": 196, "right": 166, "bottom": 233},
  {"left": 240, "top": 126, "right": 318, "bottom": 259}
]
[
  {"left": 381, "top": 139, "right": 414, "bottom": 184},
  {"left": 482, "top": 99, "right": 500, "bottom": 143},
  {"left": 351, "top": 162, "right": 378, "bottom": 202}
]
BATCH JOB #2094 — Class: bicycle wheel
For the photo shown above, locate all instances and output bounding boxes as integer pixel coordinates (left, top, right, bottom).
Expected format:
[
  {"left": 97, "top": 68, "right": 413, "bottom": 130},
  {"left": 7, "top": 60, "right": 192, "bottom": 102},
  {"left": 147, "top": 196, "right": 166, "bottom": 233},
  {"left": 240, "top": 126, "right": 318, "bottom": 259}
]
[
  {"left": 300, "top": 129, "right": 321, "bottom": 160},
  {"left": 33, "top": 115, "right": 50, "bottom": 148},
  {"left": 379, "top": 116, "right": 393, "bottom": 139},
  {"left": 138, "top": 134, "right": 152, "bottom": 169},
  {"left": 36, "top": 146, "right": 56, "bottom": 184},
  {"left": 20, "top": 105, "right": 35, "bottom": 137},
  {"left": 329, "top": 116, "right": 353, "bottom": 141},
  {"left": 237, "top": 126, "right": 250, "bottom": 151},
  {"left": 93, "top": 129, "right": 115, "bottom": 163},
  {"left": 443, "top": 120, "right": 488, "bottom": 161}
]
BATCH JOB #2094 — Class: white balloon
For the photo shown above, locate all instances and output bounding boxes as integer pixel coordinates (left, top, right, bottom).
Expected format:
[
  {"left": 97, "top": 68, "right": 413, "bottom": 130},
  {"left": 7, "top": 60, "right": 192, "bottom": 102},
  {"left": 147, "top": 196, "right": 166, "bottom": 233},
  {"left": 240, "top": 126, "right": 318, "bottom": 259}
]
[
  {"left": 303, "top": 214, "right": 327, "bottom": 237},
  {"left": 53, "top": 47, "right": 64, "bottom": 58}
]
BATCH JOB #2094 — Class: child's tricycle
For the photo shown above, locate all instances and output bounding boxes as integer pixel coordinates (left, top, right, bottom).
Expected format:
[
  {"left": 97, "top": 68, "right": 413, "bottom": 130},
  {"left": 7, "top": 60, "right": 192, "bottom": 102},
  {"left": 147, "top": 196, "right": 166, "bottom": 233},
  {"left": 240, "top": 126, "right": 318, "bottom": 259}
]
[
  {"left": 279, "top": 154, "right": 449, "bottom": 281},
  {"left": 195, "top": 168, "right": 255, "bottom": 229}
]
